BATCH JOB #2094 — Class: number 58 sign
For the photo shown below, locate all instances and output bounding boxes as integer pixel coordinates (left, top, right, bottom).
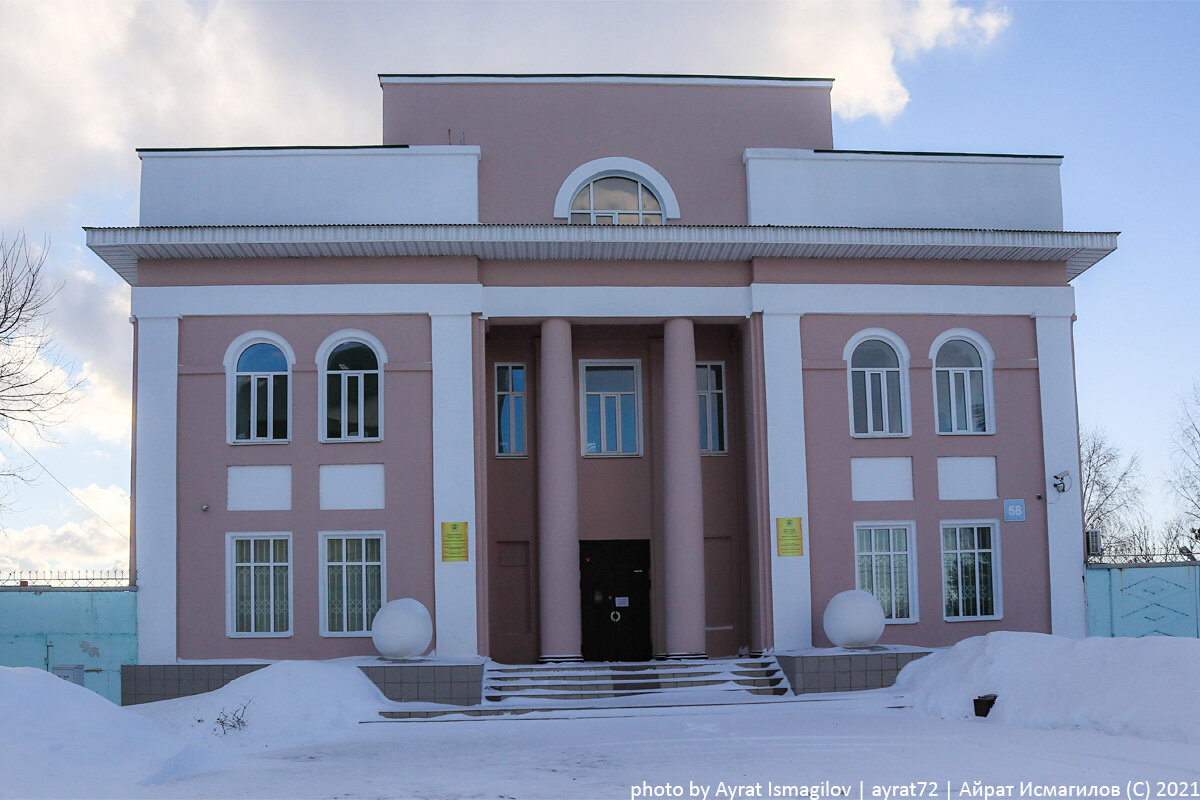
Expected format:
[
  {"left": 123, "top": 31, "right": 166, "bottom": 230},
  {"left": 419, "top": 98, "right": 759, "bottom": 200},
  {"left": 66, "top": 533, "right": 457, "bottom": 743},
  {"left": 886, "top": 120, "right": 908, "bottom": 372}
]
[{"left": 1003, "top": 499, "right": 1026, "bottom": 522}]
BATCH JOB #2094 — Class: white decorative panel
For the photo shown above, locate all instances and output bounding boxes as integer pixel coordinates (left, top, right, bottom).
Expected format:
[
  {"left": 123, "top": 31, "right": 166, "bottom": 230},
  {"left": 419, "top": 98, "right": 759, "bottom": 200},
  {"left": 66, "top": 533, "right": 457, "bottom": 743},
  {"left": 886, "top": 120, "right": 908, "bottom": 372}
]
[
  {"left": 937, "top": 456, "right": 998, "bottom": 500},
  {"left": 319, "top": 464, "right": 385, "bottom": 510},
  {"left": 140, "top": 146, "right": 480, "bottom": 226},
  {"left": 227, "top": 466, "right": 292, "bottom": 511},
  {"left": 745, "top": 149, "right": 1063, "bottom": 231},
  {"left": 850, "top": 458, "right": 914, "bottom": 502}
]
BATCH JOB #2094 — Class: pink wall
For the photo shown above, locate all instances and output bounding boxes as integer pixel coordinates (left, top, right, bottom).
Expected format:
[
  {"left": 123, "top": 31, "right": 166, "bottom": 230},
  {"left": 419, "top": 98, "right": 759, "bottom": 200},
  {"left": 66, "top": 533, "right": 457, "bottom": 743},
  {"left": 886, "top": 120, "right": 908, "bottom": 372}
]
[
  {"left": 138, "top": 257, "right": 479, "bottom": 287},
  {"left": 800, "top": 314, "right": 1051, "bottom": 647},
  {"left": 381, "top": 82, "right": 834, "bottom": 225},
  {"left": 752, "top": 259, "right": 1070, "bottom": 287},
  {"left": 136, "top": 256, "right": 1066, "bottom": 291},
  {"left": 174, "top": 314, "right": 434, "bottom": 659}
]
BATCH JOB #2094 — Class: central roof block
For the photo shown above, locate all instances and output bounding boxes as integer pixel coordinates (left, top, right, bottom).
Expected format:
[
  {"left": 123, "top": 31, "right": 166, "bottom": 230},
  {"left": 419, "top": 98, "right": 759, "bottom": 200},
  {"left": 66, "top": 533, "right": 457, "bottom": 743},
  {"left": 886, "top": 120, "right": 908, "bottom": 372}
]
[{"left": 380, "top": 74, "right": 836, "bottom": 225}]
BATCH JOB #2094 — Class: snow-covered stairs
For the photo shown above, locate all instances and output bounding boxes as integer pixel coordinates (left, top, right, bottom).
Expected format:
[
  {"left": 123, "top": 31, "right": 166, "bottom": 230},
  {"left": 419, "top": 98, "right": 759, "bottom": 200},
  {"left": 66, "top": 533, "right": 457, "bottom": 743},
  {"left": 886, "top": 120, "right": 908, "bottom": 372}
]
[
  {"left": 376, "top": 658, "right": 791, "bottom": 721},
  {"left": 485, "top": 658, "right": 786, "bottom": 702}
]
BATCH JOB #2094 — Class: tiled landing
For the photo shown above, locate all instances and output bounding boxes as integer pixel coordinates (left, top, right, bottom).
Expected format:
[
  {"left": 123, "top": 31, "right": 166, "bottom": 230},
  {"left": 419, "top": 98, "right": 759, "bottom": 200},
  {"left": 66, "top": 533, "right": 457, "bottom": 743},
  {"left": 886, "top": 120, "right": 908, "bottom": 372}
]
[{"left": 775, "top": 648, "right": 931, "bottom": 694}]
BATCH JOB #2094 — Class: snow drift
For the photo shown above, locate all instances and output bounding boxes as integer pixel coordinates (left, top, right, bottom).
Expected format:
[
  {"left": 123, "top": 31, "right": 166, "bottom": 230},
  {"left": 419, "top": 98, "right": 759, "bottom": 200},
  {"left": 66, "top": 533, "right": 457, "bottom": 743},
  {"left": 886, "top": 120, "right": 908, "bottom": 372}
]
[
  {"left": 0, "top": 666, "right": 221, "bottom": 797},
  {"left": 897, "top": 631, "right": 1200, "bottom": 743},
  {"left": 133, "top": 660, "right": 388, "bottom": 752}
]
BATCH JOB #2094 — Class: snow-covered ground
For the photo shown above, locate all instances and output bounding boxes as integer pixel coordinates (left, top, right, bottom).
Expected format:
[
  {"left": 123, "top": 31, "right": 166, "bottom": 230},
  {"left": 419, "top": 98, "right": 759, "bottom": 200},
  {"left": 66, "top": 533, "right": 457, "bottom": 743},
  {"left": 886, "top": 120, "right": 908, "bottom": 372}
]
[{"left": 2, "top": 634, "right": 1199, "bottom": 800}]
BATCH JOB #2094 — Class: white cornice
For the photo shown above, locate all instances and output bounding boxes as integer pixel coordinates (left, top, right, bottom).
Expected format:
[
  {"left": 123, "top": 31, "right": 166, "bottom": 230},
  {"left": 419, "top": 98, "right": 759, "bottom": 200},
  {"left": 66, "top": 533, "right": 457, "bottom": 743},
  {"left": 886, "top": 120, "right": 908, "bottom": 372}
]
[
  {"left": 379, "top": 75, "right": 834, "bottom": 89},
  {"left": 85, "top": 224, "right": 1118, "bottom": 285}
]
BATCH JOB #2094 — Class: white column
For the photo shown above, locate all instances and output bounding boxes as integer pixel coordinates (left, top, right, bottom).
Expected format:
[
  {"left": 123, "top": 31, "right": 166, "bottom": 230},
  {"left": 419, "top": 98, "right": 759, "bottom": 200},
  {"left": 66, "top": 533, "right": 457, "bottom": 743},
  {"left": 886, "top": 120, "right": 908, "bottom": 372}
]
[
  {"left": 133, "top": 314, "right": 179, "bottom": 664},
  {"left": 1035, "top": 313, "right": 1087, "bottom": 638},
  {"left": 430, "top": 313, "right": 479, "bottom": 655},
  {"left": 760, "top": 312, "right": 812, "bottom": 651}
]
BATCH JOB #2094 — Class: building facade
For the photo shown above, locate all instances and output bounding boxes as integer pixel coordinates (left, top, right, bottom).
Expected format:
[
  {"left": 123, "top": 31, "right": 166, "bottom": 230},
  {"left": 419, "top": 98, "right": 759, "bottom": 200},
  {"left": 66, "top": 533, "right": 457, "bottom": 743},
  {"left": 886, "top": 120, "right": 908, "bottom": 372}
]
[{"left": 87, "top": 75, "right": 1116, "bottom": 666}]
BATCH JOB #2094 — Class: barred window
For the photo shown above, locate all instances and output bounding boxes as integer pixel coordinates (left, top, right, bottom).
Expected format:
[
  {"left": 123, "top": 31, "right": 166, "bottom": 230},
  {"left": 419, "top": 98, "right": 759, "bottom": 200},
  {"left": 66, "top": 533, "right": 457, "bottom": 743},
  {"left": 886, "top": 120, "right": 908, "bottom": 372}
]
[
  {"left": 942, "top": 522, "right": 1001, "bottom": 620},
  {"left": 228, "top": 534, "right": 290, "bottom": 636},
  {"left": 321, "top": 533, "right": 384, "bottom": 636},
  {"left": 854, "top": 524, "right": 915, "bottom": 621}
]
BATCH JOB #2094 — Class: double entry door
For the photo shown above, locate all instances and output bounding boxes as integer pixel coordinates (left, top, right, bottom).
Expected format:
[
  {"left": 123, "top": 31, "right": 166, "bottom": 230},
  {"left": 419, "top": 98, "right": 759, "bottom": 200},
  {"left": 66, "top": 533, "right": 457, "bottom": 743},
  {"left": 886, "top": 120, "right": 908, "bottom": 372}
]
[{"left": 579, "top": 539, "right": 652, "bottom": 662}]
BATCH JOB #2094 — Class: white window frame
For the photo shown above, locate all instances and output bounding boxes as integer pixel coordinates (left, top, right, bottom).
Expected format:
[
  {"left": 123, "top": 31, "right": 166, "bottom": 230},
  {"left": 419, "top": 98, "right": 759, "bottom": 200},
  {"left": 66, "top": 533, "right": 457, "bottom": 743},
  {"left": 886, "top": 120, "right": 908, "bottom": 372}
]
[
  {"left": 225, "top": 532, "right": 293, "bottom": 638},
  {"left": 552, "top": 156, "right": 682, "bottom": 220},
  {"left": 495, "top": 362, "right": 527, "bottom": 457},
  {"left": 578, "top": 359, "right": 643, "bottom": 457},
  {"left": 697, "top": 360, "right": 728, "bottom": 455},
  {"left": 316, "top": 329, "right": 388, "bottom": 443},
  {"left": 567, "top": 176, "right": 666, "bottom": 226},
  {"left": 222, "top": 331, "right": 295, "bottom": 445},
  {"left": 319, "top": 531, "right": 386, "bottom": 638},
  {"left": 843, "top": 328, "right": 911, "bottom": 438},
  {"left": 929, "top": 329, "right": 997, "bottom": 436},
  {"left": 940, "top": 519, "right": 1004, "bottom": 622},
  {"left": 853, "top": 521, "right": 919, "bottom": 624}
]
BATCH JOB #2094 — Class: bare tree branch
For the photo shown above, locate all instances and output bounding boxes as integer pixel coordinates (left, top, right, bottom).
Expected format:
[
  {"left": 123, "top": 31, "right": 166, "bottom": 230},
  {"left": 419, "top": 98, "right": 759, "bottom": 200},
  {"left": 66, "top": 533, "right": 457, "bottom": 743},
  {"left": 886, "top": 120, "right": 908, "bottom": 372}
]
[
  {"left": 1079, "top": 424, "right": 1143, "bottom": 535},
  {"left": 0, "top": 233, "right": 78, "bottom": 490},
  {"left": 1167, "top": 382, "right": 1200, "bottom": 530}
]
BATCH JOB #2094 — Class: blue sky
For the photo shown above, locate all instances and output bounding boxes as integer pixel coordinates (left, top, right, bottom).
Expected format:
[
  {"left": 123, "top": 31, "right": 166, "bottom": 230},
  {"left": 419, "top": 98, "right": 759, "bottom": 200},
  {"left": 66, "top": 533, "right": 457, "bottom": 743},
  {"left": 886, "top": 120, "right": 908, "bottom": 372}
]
[{"left": 0, "top": 0, "right": 1195, "bottom": 569}]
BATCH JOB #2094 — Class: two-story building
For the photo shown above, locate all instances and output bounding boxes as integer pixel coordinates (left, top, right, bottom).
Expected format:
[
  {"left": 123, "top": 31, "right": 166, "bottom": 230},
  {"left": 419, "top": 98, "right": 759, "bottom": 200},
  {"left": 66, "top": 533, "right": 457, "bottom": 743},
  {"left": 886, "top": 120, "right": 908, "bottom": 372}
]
[{"left": 86, "top": 74, "right": 1115, "bottom": 669}]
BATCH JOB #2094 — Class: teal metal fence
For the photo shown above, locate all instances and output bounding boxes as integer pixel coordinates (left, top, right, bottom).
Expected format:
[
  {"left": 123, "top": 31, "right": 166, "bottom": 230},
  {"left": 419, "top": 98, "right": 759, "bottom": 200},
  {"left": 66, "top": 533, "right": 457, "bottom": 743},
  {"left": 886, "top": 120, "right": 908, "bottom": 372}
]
[
  {"left": 0, "top": 586, "right": 137, "bottom": 703},
  {"left": 1086, "top": 563, "right": 1200, "bottom": 638}
]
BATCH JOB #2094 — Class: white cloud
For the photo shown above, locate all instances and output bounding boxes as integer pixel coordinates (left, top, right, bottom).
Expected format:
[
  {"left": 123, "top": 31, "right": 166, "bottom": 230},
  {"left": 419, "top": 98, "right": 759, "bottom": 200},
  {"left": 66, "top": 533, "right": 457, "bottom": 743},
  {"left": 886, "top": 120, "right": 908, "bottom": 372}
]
[
  {"left": 0, "top": 0, "right": 1011, "bottom": 568},
  {"left": 0, "top": 484, "right": 129, "bottom": 571}
]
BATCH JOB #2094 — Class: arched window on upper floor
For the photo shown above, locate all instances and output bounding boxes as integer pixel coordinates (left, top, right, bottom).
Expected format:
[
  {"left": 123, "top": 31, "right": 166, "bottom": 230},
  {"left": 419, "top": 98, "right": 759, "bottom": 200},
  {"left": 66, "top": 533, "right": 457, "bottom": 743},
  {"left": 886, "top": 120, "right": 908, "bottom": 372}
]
[
  {"left": 844, "top": 329, "right": 911, "bottom": 437},
  {"left": 930, "top": 330, "right": 995, "bottom": 435},
  {"left": 570, "top": 176, "right": 663, "bottom": 225},
  {"left": 224, "top": 331, "right": 295, "bottom": 444},
  {"left": 553, "top": 157, "right": 681, "bottom": 226},
  {"left": 317, "top": 330, "right": 387, "bottom": 442}
]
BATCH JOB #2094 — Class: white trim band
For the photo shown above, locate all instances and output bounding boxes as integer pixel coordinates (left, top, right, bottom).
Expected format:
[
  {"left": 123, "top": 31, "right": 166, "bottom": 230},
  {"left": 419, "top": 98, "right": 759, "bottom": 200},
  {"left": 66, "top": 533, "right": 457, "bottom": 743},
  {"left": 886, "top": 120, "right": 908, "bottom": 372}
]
[{"left": 88, "top": 224, "right": 1118, "bottom": 284}]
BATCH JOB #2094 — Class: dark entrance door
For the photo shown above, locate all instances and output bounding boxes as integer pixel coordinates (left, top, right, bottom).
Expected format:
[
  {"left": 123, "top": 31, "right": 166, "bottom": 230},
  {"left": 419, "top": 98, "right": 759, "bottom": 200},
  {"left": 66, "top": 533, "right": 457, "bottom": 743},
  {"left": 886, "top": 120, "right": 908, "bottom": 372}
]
[{"left": 579, "top": 540, "right": 652, "bottom": 661}]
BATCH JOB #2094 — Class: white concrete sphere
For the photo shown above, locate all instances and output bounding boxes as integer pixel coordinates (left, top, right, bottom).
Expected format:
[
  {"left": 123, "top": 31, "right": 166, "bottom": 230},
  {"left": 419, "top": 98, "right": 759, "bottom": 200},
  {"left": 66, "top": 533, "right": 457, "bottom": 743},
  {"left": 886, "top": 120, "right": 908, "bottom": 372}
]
[
  {"left": 822, "top": 590, "right": 886, "bottom": 648},
  {"left": 371, "top": 598, "right": 433, "bottom": 659}
]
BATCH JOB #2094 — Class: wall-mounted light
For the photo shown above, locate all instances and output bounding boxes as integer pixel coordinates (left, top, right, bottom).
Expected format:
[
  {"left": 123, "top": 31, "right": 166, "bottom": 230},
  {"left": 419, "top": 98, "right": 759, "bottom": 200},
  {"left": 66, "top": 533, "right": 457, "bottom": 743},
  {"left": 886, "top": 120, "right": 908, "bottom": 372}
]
[{"left": 1052, "top": 471, "right": 1071, "bottom": 494}]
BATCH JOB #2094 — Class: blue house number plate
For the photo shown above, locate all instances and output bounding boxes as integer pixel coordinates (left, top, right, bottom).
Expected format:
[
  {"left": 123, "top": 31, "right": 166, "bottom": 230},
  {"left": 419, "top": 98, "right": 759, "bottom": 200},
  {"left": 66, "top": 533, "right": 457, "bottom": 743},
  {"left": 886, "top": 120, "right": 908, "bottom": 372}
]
[{"left": 1004, "top": 499, "right": 1026, "bottom": 522}]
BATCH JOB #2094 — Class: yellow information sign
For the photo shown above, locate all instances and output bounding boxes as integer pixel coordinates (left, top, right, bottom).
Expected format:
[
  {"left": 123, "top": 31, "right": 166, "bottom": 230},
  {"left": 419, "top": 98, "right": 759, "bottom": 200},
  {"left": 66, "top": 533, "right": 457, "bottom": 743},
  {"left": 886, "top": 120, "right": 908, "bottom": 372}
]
[
  {"left": 776, "top": 517, "right": 804, "bottom": 557},
  {"left": 441, "top": 522, "right": 469, "bottom": 562}
]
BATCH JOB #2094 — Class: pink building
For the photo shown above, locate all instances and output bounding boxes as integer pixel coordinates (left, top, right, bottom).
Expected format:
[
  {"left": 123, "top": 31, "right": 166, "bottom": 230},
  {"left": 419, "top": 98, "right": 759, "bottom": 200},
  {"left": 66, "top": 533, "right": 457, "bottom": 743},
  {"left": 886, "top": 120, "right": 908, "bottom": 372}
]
[{"left": 87, "top": 75, "right": 1116, "bottom": 670}]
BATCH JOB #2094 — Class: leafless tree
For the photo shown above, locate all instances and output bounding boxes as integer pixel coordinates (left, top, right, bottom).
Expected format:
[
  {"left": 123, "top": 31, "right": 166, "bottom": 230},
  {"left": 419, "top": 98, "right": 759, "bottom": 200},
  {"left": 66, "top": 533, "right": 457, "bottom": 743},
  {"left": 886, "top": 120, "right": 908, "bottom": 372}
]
[
  {"left": 1079, "top": 424, "right": 1143, "bottom": 537},
  {"left": 1167, "top": 383, "right": 1200, "bottom": 533},
  {"left": 0, "top": 233, "right": 74, "bottom": 481}
]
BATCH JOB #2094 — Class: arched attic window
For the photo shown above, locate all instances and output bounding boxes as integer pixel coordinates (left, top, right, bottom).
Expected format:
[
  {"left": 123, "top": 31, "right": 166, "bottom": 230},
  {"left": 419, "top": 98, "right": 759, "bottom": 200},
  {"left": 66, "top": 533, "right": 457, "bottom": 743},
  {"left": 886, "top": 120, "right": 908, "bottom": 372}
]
[
  {"left": 570, "top": 176, "right": 663, "bottom": 225},
  {"left": 553, "top": 157, "right": 682, "bottom": 225}
]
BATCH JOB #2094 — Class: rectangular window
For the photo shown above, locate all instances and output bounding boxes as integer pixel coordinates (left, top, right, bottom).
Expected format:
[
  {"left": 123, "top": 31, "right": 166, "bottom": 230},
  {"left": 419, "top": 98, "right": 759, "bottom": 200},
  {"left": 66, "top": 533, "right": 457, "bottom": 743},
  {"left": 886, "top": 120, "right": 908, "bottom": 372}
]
[
  {"left": 228, "top": 533, "right": 291, "bottom": 636},
  {"left": 321, "top": 532, "right": 385, "bottom": 636},
  {"left": 854, "top": 524, "right": 916, "bottom": 622},
  {"left": 580, "top": 360, "right": 642, "bottom": 456},
  {"left": 495, "top": 363, "right": 527, "bottom": 456},
  {"left": 697, "top": 362, "right": 727, "bottom": 454},
  {"left": 235, "top": 373, "right": 289, "bottom": 442},
  {"left": 941, "top": 522, "right": 1001, "bottom": 620}
]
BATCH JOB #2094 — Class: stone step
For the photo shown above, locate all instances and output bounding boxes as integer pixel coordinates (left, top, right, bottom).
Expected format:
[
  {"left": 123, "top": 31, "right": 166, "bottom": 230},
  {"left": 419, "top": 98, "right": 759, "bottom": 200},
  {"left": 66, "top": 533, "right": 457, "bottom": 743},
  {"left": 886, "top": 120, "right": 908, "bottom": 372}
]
[
  {"left": 483, "top": 675, "right": 783, "bottom": 692},
  {"left": 482, "top": 662, "right": 763, "bottom": 671},
  {"left": 375, "top": 688, "right": 794, "bottom": 721},
  {"left": 486, "top": 669, "right": 726, "bottom": 683}
]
